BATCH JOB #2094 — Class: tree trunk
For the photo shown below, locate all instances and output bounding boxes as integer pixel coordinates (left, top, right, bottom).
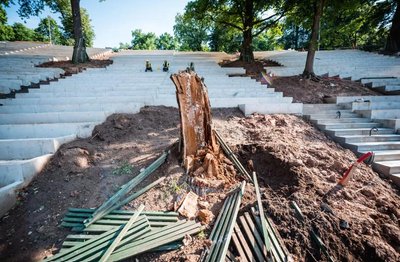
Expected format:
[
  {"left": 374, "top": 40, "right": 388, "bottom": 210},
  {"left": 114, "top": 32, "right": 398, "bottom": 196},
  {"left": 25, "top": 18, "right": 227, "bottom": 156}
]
[
  {"left": 239, "top": 0, "right": 254, "bottom": 62},
  {"left": 170, "top": 71, "right": 236, "bottom": 186},
  {"left": 295, "top": 25, "right": 299, "bottom": 50},
  {"left": 385, "top": 0, "right": 400, "bottom": 53},
  {"left": 240, "top": 29, "right": 254, "bottom": 62},
  {"left": 71, "top": 0, "right": 89, "bottom": 63},
  {"left": 303, "top": 0, "right": 325, "bottom": 78}
]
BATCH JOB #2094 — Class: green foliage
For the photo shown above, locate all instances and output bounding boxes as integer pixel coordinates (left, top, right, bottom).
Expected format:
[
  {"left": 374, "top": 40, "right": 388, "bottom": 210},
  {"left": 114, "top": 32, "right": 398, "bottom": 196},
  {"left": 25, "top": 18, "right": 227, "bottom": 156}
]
[
  {"left": 0, "top": 24, "right": 14, "bottom": 40},
  {"left": 155, "top": 32, "right": 176, "bottom": 50},
  {"left": 35, "top": 16, "right": 63, "bottom": 44},
  {"left": 131, "top": 29, "right": 157, "bottom": 50},
  {"left": 112, "top": 162, "right": 133, "bottom": 176},
  {"left": 118, "top": 42, "right": 130, "bottom": 49},
  {"left": 12, "top": 22, "right": 38, "bottom": 41},
  {"left": 12, "top": 0, "right": 95, "bottom": 47},
  {"left": 173, "top": 13, "right": 208, "bottom": 51}
]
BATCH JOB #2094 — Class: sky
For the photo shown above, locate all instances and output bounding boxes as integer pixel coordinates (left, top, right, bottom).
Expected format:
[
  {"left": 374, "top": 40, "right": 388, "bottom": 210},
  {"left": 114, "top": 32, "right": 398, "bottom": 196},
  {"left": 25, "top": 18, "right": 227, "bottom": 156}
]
[{"left": 5, "top": 0, "right": 190, "bottom": 48}]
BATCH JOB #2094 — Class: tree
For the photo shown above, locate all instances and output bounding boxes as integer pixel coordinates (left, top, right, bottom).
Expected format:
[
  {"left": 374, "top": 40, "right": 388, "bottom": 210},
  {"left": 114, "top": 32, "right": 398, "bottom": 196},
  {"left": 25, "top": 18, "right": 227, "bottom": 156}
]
[
  {"left": 303, "top": 0, "right": 326, "bottom": 78},
  {"left": 16, "top": 0, "right": 94, "bottom": 63},
  {"left": 186, "top": 0, "right": 289, "bottom": 61},
  {"left": 155, "top": 32, "right": 176, "bottom": 50},
  {"left": 0, "top": 2, "right": 14, "bottom": 40},
  {"left": 173, "top": 13, "right": 208, "bottom": 51},
  {"left": 12, "top": 22, "right": 37, "bottom": 40},
  {"left": 130, "top": 29, "right": 157, "bottom": 50},
  {"left": 35, "top": 16, "right": 63, "bottom": 44},
  {"left": 385, "top": 0, "right": 400, "bottom": 53}
]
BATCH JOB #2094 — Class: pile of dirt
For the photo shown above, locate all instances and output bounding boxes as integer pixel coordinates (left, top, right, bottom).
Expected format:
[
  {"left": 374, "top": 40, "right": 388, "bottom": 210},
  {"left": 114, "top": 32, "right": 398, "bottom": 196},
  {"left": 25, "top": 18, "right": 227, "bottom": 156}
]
[
  {"left": 219, "top": 58, "right": 381, "bottom": 104},
  {"left": 220, "top": 58, "right": 281, "bottom": 77},
  {"left": 1, "top": 106, "right": 399, "bottom": 261},
  {"left": 271, "top": 76, "right": 381, "bottom": 104},
  {"left": 37, "top": 59, "right": 113, "bottom": 75},
  {"left": 214, "top": 113, "right": 400, "bottom": 262}
]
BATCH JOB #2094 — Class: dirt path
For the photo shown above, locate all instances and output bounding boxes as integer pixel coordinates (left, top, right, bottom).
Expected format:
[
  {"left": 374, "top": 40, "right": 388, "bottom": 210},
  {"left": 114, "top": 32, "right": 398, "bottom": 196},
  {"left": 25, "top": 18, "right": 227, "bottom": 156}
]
[{"left": 0, "top": 107, "right": 399, "bottom": 262}]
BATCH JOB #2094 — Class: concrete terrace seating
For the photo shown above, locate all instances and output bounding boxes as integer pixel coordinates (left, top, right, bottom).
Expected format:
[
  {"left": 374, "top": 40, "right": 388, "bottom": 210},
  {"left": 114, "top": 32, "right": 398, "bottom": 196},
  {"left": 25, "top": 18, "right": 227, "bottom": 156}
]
[
  {"left": 0, "top": 49, "right": 301, "bottom": 216},
  {"left": 361, "top": 78, "right": 400, "bottom": 95},
  {"left": 303, "top": 95, "right": 400, "bottom": 187},
  {"left": 255, "top": 50, "right": 400, "bottom": 82},
  {"left": 0, "top": 42, "right": 112, "bottom": 94}
]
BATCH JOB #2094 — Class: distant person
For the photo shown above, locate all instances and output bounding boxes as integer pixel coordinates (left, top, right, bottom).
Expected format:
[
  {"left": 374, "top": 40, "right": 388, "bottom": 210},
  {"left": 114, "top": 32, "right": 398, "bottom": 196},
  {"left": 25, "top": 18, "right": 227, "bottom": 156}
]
[
  {"left": 187, "top": 62, "right": 195, "bottom": 71},
  {"left": 145, "top": 60, "right": 153, "bottom": 72},
  {"left": 162, "top": 60, "right": 169, "bottom": 72}
]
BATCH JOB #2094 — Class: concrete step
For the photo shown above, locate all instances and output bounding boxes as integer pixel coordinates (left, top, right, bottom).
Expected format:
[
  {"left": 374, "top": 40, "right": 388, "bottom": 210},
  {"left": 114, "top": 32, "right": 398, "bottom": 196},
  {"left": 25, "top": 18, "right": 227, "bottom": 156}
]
[
  {"left": 0, "top": 135, "right": 75, "bottom": 160},
  {"left": 350, "top": 141, "right": 400, "bottom": 151},
  {"left": 389, "top": 174, "right": 400, "bottom": 186},
  {"left": 239, "top": 103, "right": 303, "bottom": 115},
  {"left": 311, "top": 118, "right": 372, "bottom": 125},
  {"left": 0, "top": 154, "right": 52, "bottom": 188},
  {"left": 374, "top": 160, "right": 400, "bottom": 175},
  {"left": 319, "top": 122, "right": 381, "bottom": 130},
  {"left": 359, "top": 150, "right": 400, "bottom": 161},
  {"left": 0, "top": 102, "right": 143, "bottom": 114},
  {"left": 0, "top": 122, "right": 98, "bottom": 139},
  {"left": 325, "top": 127, "right": 395, "bottom": 136},
  {"left": 0, "top": 181, "right": 23, "bottom": 217},
  {"left": 2, "top": 96, "right": 154, "bottom": 105},
  {"left": 303, "top": 109, "right": 354, "bottom": 116},
  {"left": 0, "top": 111, "right": 110, "bottom": 124},
  {"left": 337, "top": 134, "right": 400, "bottom": 144},
  {"left": 304, "top": 112, "right": 359, "bottom": 120}
]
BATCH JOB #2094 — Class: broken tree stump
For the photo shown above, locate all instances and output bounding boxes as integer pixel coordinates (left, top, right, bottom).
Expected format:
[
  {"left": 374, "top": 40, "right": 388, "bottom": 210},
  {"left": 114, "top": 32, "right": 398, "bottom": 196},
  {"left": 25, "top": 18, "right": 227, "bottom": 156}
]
[{"left": 170, "top": 70, "right": 235, "bottom": 185}]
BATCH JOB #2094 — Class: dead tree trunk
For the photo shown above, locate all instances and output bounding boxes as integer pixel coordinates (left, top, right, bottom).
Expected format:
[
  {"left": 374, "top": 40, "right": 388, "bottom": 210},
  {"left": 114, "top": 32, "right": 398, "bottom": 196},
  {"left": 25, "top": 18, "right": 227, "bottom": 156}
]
[
  {"left": 170, "top": 71, "right": 235, "bottom": 186},
  {"left": 71, "top": 0, "right": 89, "bottom": 64},
  {"left": 303, "top": 0, "right": 325, "bottom": 78}
]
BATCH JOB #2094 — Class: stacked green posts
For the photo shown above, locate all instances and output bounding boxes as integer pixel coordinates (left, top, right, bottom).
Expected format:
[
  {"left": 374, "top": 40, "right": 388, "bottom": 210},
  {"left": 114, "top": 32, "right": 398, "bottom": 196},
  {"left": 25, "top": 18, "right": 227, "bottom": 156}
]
[
  {"left": 83, "top": 151, "right": 169, "bottom": 227},
  {"left": 215, "top": 131, "right": 252, "bottom": 181},
  {"left": 203, "top": 181, "right": 246, "bottom": 262}
]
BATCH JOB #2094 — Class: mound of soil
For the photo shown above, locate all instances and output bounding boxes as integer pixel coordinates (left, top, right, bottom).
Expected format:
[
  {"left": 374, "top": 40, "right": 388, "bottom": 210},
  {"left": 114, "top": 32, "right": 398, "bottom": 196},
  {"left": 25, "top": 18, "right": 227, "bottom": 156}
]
[
  {"left": 214, "top": 113, "right": 400, "bottom": 262},
  {"left": 37, "top": 59, "right": 113, "bottom": 75},
  {"left": 220, "top": 58, "right": 381, "bottom": 104},
  {"left": 1, "top": 107, "right": 399, "bottom": 262},
  {"left": 271, "top": 76, "right": 381, "bottom": 104}
]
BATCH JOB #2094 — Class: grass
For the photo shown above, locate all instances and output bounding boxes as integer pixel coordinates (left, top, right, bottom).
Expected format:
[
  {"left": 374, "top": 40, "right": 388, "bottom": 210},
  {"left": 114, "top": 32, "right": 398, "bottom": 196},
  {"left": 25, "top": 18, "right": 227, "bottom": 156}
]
[{"left": 112, "top": 162, "right": 133, "bottom": 176}]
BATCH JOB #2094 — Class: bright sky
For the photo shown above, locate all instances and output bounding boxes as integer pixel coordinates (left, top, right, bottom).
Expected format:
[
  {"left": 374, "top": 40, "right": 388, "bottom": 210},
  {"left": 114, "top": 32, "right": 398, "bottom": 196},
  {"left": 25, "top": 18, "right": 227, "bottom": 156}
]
[{"left": 5, "top": 0, "right": 190, "bottom": 48}]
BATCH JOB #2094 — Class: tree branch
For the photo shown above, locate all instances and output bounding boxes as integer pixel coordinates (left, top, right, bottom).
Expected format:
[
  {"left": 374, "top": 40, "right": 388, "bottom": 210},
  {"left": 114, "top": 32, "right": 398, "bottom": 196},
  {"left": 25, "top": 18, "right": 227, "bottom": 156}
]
[
  {"left": 219, "top": 20, "right": 243, "bottom": 31},
  {"left": 252, "top": 13, "right": 284, "bottom": 37}
]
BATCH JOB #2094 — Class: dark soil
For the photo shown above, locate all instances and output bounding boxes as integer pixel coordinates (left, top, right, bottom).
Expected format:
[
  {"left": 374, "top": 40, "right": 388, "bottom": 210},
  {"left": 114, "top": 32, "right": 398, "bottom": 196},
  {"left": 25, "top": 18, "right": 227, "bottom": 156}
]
[
  {"left": 37, "top": 59, "right": 113, "bottom": 75},
  {"left": 220, "top": 58, "right": 381, "bottom": 104},
  {"left": 271, "top": 76, "right": 381, "bottom": 104},
  {"left": 0, "top": 107, "right": 399, "bottom": 262},
  {"left": 214, "top": 113, "right": 400, "bottom": 262}
]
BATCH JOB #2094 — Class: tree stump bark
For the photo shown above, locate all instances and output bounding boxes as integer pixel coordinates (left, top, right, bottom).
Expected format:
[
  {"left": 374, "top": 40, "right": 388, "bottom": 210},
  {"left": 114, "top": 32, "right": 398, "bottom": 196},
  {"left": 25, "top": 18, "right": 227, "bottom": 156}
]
[{"left": 170, "top": 71, "right": 235, "bottom": 186}]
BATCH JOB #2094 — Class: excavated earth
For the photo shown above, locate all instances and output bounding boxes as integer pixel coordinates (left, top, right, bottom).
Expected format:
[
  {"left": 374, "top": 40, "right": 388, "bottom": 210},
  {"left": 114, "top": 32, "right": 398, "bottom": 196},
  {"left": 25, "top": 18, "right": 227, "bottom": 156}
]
[{"left": 0, "top": 106, "right": 399, "bottom": 262}]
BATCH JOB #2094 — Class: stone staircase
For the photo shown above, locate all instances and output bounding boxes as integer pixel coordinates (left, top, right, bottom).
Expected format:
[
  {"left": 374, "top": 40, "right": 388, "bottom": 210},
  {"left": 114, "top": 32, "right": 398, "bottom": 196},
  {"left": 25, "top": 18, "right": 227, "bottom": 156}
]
[
  {"left": 304, "top": 102, "right": 400, "bottom": 186},
  {"left": 0, "top": 50, "right": 301, "bottom": 217},
  {"left": 361, "top": 78, "right": 400, "bottom": 95},
  {"left": 255, "top": 50, "right": 400, "bottom": 82},
  {"left": 0, "top": 42, "right": 111, "bottom": 94}
]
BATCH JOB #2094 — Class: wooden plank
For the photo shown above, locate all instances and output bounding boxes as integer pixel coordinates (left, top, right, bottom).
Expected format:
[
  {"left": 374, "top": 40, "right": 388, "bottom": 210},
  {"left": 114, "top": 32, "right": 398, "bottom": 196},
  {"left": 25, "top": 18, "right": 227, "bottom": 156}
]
[
  {"left": 207, "top": 181, "right": 246, "bottom": 262},
  {"left": 83, "top": 151, "right": 168, "bottom": 227},
  {"left": 99, "top": 204, "right": 144, "bottom": 262},
  {"left": 239, "top": 216, "right": 264, "bottom": 262},
  {"left": 54, "top": 222, "right": 150, "bottom": 261},
  {"left": 117, "top": 220, "right": 196, "bottom": 251},
  {"left": 252, "top": 209, "right": 286, "bottom": 261},
  {"left": 110, "top": 223, "right": 202, "bottom": 261},
  {"left": 206, "top": 194, "right": 236, "bottom": 261},
  {"left": 232, "top": 224, "right": 252, "bottom": 262},
  {"left": 67, "top": 208, "right": 178, "bottom": 216},
  {"left": 114, "top": 176, "right": 165, "bottom": 209},
  {"left": 242, "top": 213, "right": 267, "bottom": 259},
  {"left": 253, "top": 172, "right": 272, "bottom": 252}
]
